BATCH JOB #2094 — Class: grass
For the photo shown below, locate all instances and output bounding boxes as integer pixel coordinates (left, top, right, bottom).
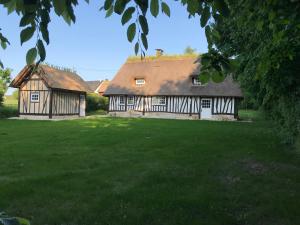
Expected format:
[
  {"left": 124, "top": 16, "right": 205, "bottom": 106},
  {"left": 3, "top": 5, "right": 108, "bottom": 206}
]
[{"left": 0, "top": 111, "right": 299, "bottom": 225}]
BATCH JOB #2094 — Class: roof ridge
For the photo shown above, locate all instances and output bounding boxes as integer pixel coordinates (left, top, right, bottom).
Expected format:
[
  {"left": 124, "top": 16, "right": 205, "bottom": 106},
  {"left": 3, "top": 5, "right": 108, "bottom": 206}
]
[{"left": 126, "top": 55, "right": 199, "bottom": 63}]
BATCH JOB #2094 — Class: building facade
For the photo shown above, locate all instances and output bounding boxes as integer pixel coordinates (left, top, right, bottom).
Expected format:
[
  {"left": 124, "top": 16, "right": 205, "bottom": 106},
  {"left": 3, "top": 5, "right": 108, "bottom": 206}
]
[
  {"left": 105, "top": 56, "right": 243, "bottom": 120},
  {"left": 10, "top": 65, "right": 91, "bottom": 119}
]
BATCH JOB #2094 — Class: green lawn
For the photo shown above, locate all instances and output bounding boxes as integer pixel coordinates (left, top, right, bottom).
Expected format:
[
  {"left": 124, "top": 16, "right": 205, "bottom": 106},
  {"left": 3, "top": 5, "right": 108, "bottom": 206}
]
[{"left": 0, "top": 112, "right": 299, "bottom": 225}]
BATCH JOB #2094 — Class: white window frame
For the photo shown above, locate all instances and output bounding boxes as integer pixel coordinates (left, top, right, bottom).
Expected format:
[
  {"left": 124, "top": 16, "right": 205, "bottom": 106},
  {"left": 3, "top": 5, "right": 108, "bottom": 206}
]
[
  {"left": 30, "top": 92, "right": 39, "bottom": 102},
  {"left": 119, "top": 96, "right": 125, "bottom": 105},
  {"left": 152, "top": 96, "right": 166, "bottom": 106},
  {"left": 127, "top": 96, "right": 134, "bottom": 105},
  {"left": 201, "top": 99, "right": 211, "bottom": 108},
  {"left": 192, "top": 77, "right": 203, "bottom": 86},
  {"left": 135, "top": 79, "right": 145, "bottom": 86}
]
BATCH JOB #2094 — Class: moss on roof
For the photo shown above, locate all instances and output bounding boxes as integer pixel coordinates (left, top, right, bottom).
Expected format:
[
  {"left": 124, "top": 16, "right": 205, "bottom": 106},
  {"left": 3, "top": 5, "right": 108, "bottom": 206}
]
[{"left": 126, "top": 53, "right": 200, "bottom": 62}]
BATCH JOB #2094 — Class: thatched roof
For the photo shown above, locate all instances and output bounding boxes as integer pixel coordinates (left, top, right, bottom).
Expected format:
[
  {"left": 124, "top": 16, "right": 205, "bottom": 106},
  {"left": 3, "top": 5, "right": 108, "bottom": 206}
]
[
  {"left": 98, "top": 79, "right": 110, "bottom": 93},
  {"left": 104, "top": 56, "right": 243, "bottom": 97},
  {"left": 86, "top": 80, "right": 102, "bottom": 91},
  {"left": 86, "top": 80, "right": 110, "bottom": 93},
  {"left": 10, "top": 65, "right": 91, "bottom": 93}
]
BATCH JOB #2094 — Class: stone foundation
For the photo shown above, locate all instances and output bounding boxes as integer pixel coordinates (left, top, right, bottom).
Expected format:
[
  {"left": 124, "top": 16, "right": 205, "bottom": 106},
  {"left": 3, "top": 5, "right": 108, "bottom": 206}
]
[
  {"left": 19, "top": 115, "right": 81, "bottom": 120},
  {"left": 109, "top": 111, "right": 236, "bottom": 121}
]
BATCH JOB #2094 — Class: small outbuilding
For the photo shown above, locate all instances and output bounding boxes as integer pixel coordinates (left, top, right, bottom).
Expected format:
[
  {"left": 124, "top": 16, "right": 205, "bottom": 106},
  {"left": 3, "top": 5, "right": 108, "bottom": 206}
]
[{"left": 10, "top": 64, "right": 91, "bottom": 119}]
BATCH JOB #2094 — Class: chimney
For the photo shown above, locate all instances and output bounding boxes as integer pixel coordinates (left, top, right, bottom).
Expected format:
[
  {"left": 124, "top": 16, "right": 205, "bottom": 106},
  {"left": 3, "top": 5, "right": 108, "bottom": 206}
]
[{"left": 155, "top": 49, "right": 164, "bottom": 57}]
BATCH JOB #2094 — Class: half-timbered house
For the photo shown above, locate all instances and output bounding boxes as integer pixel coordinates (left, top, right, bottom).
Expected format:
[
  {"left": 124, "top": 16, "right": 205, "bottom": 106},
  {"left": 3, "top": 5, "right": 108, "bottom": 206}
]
[
  {"left": 86, "top": 79, "right": 110, "bottom": 96},
  {"left": 104, "top": 56, "right": 243, "bottom": 120},
  {"left": 10, "top": 64, "right": 91, "bottom": 119}
]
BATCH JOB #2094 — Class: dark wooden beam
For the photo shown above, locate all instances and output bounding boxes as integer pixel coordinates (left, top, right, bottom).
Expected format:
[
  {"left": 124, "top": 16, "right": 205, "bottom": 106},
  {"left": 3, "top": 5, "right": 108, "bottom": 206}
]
[
  {"left": 143, "top": 96, "right": 145, "bottom": 115},
  {"left": 17, "top": 88, "right": 20, "bottom": 117},
  {"left": 49, "top": 89, "right": 53, "bottom": 119}
]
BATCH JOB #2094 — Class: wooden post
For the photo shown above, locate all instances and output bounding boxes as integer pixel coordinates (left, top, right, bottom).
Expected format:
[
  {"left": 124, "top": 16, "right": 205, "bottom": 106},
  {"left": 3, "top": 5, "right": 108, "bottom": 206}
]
[
  {"left": 17, "top": 88, "right": 21, "bottom": 117},
  {"left": 199, "top": 97, "right": 201, "bottom": 119},
  {"left": 165, "top": 96, "right": 168, "bottom": 112},
  {"left": 143, "top": 96, "right": 145, "bottom": 115},
  {"left": 189, "top": 96, "right": 192, "bottom": 116},
  {"left": 211, "top": 98, "right": 214, "bottom": 115},
  {"left": 125, "top": 95, "right": 127, "bottom": 111},
  {"left": 78, "top": 93, "right": 81, "bottom": 116},
  {"left": 49, "top": 89, "right": 53, "bottom": 119}
]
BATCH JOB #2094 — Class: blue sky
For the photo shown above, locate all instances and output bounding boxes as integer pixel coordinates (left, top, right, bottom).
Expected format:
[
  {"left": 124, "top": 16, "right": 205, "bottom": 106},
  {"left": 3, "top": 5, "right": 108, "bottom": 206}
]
[{"left": 0, "top": 1, "right": 208, "bottom": 94}]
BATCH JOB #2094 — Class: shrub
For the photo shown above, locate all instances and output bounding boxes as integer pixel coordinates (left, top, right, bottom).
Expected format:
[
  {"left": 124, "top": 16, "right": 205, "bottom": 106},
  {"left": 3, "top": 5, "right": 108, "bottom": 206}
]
[
  {"left": 0, "top": 105, "right": 18, "bottom": 118},
  {"left": 86, "top": 93, "right": 108, "bottom": 113}
]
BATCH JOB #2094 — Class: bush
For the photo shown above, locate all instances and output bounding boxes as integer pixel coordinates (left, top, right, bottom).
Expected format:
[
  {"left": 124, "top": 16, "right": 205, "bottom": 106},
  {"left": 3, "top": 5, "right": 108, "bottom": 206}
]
[
  {"left": 0, "top": 105, "right": 18, "bottom": 118},
  {"left": 86, "top": 94, "right": 108, "bottom": 113}
]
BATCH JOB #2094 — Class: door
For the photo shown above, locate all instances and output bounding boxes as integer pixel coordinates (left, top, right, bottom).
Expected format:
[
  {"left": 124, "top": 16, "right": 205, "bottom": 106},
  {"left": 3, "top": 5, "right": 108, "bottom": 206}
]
[
  {"left": 79, "top": 94, "right": 86, "bottom": 117},
  {"left": 201, "top": 98, "right": 212, "bottom": 119}
]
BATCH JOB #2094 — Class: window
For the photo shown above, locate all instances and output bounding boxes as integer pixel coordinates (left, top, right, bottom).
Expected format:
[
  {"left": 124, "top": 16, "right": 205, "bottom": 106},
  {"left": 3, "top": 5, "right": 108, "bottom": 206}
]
[
  {"left": 135, "top": 79, "right": 145, "bottom": 86},
  {"left": 152, "top": 96, "right": 166, "bottom": 105},
  {"left": 127, "top": 96, "right": 134, "bottom": 105},
  {"left": 202, "top": 99, "right": 211, "bottom": 108},
  {"left": 120, "top": 96, "right": 125, "bottom": 105},
  {"left": 192, "top": 77, "right": 202, "bottom": 86},
  {"left": 30, "top": 92, "right": 39, "bottom": 102}
]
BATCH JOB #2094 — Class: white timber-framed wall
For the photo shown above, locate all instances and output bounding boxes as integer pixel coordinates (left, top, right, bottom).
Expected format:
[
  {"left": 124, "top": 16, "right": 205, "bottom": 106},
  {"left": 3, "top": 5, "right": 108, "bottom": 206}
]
[
  {"left": 18, "top": 73, "right": 86, "bottom": 119},
  {"left": 108, "top": 95, "right": 239, "bottom": 120}
]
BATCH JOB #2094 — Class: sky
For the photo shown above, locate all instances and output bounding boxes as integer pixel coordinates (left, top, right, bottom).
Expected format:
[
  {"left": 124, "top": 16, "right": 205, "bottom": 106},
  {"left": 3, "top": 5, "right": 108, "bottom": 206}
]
[{"left": 0, "top": 1, "right": 208, "bottom": 94}]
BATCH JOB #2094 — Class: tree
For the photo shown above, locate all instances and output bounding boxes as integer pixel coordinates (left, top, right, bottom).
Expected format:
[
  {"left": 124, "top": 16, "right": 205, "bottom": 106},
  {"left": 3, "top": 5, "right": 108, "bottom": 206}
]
[
  {"left": 205, "top": 0, "right": 300, "bottom": 143},
  {"left": 184, "top": 46, "right": 197, "bottom": 55},
  {"left": 0, "top": 68, "right": 11, "bottom": 106}
]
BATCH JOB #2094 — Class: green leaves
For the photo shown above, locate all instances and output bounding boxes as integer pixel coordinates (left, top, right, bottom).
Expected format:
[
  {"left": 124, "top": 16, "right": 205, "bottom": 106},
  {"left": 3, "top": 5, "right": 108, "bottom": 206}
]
[
  {"left": 134, "top": 0, "right": 148, "bottom": 15},
  {"left": 199, "top": 71, "right": 210, "bottom": 83},
  {"left": 105, "top": 6, "right": 114, "bottom": 18},
  {"left": 0, "top": 212, "right": 31, "bottom": 225},
  {"left": 16, "top": 217, "right": 31, "bottom": 225},
  {"left": 53, "top": 0, "right": 66, "bottom": 16},
  {"left": 141, "top": 33, "right": 148, "bottom": 50},
  {"left": 121, "top": 7, "right": 135, "bottom": 25},
  {"left": 134, "top": 42, "right": 139, "bottom": 55},
  {"left": 19, "top": 13, "right": 35, "bottom": 27},
  {"left": 37, "top": 40, "right": 46, "bottom": 61},
  {"left": 104, "top": 0, "right": 114, "bottom": 10},
  {"left": 211, "top": 70, "right": 225, "bottom": 83},
  {"left": 114, "top": 0, "right": 128, "bottom": 15},
  {"left": 214, "top": 0, "right": 229, "bottom": 17},
  {"left": 40, "top": 24, "right": 49, "bottom": 45},
  {"left": 200, "top": 6, "right": 210, "bottom": 28},
  {"left": 26, "top": 48, "right": 37, "bottom": 65},
  {"left": 0, "top": 40, "right": 7, "bottom": 49},
  {"left": 0, "top": 31, "right": 10, "bottom": 67},
  {"left": 139, "top": 15, "right": 148, "bottom": 35},
  {"left": 161, "top": 2, "right": 170, "bottom": 17},
  {"left": 20, "top": 26, "right": 35, "bottom": 45},
  {"left": 150, "top": 0, "right": 159, "bottom": 17},
  {"left": 127, "top": 23, "right": 136, "bottom": 42}
]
